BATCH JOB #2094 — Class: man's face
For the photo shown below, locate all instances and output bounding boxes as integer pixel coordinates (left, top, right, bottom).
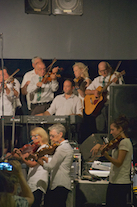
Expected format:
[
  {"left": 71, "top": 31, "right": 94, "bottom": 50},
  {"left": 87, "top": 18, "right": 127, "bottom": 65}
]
[
  {"left": 0, "top": 69, "right": 9, "bottom": 82},
  {"left": 32, "top": 58, "right": 43, "bottom": 69},
  {"left": 63, "top": 80, "right": 73, "bottom": 95},
  {"left": 36, "top": 63, "right": 46, "bottom": 77},
  {"left": 98, "top": 62, "right": 108, "bottom": 77}
]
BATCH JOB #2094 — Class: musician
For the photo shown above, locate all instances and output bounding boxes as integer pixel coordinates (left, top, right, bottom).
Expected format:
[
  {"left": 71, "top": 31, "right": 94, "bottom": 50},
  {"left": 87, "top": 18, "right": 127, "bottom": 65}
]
[
  {"left": 21, "top": 56, "right": 43, "bottom": 113},
  {"left": 27, "top": 61, "right": 59, "bottom": 115},
  {"left": 85, "top": 61, "right": 123, "bottom": 133},
  {"left": 0, "top": 66, "right": 21, "bottom": 116},
  {"left": 36, "top": 79, "right": 83, "bottom": 117},
  {"left": 13, "top": 127, "right": 52, "bottom": 207},
  {"left": 73, "top": 62, "right": 92, "bottom": 107},
  {"left": 0, "top": 67, "right": 22, "bottom": 155},
  {"left": 35, "top": 123, "right": 74, "bottom": 207},
  {"left": 90, "top": 115, "right": 133, "bottom": 207}
]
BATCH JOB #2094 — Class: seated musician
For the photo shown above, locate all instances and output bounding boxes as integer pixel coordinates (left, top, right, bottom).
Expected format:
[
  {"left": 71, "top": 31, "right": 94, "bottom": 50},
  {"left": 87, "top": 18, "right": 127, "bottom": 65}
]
[
  {"left": 85, "top": 61, "right": 124, "bottom": 133},
  {"left": 90, "top": 115, "right": 133, "bottom": 207},
  {"left": 73, "top": 62, "right": 92, "bottom": 107},
  {"left": 27, "top": 61, "right": 59, "bottom": 115},
  {"left": 12, "top": 127, "right": 52, "bottom": 207},
  {"left": 36, "top": 79, "right": 83, "bottom": 117}
]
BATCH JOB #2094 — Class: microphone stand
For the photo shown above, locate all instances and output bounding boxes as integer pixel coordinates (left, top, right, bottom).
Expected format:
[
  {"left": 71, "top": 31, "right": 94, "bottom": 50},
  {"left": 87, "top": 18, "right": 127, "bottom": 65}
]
[
  {"left": 11, "top": 92, "right": 16, "bottom": 152},
  {"left": 0, "top": 33, "right": 5, "bottom": 158}
]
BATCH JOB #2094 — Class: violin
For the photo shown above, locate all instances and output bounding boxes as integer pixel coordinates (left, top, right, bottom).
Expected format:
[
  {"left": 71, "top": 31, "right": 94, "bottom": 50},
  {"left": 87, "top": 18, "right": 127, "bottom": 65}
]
[
  {"left": 19, "top": 141, "right": 40, "bottom": 155},
  {"left": 3, "top": 141, "right": 40, "bottom": 162},
  {"left": 25, "top": 143, "right": 58, "bottom": 161},
  {"left": 74, "top": 77, "right": 84, "bottom": 83},
  {"left": 41, "top": 58, "right": 63, "bottom": 84},
  {"left": 101, "top": 132, "right": 124, "bottom": 155},
  {"left": 42, "top": 68, "right": 63, "bottom": 84}
]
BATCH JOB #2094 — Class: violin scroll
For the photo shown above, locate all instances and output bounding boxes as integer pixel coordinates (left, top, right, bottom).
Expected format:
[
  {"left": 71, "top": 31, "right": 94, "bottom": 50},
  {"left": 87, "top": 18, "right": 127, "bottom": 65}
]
[{"left": 101, "top": 135, "right": 123, "bottom": 155}]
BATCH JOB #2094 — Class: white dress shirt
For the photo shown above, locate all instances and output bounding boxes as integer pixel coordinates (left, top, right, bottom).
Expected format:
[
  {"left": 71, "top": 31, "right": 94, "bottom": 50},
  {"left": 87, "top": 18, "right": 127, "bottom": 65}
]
[
  {"left": 86, "top": 73, "right": 123, "bottom": 100},
  {"left": 0, "top": 78, "right": 21, "bottom": 116},
  {"left": 21, "top": 69, "right": 36, "bottom": 110},
  {"left": 27, "top": 74, "right": 59, "bottom": 104},
  {"left": 27, "top": 144, "right": 52, "bottom": 194},
  {"left": 47, "top": 93, "right": 83, "bottom": 116}
]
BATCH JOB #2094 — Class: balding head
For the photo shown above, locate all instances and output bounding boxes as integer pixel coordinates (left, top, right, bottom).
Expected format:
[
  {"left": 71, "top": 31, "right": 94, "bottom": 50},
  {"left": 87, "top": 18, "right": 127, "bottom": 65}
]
[{"left": 98, "top": 61, "right": 112, "bottom": 77}]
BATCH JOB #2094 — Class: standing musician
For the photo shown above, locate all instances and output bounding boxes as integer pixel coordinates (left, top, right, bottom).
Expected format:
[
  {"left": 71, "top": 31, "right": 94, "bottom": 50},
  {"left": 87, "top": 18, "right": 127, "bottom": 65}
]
[
  {"left": 73, "top": 62, "right": 92, "bottom": 107},
  {"left": 21, "top": 56, "right": 43, "bottom": 113},
  {"left": 12, "top": 127, "right": 52, "bottom": 207},
  {"left": 90, "top": 115, "right": 133, "bottom": 207},
  {"left": 34, "top": 123, "right": 74, "bottom": 207},
  {"left": 27, "top": 61, "right": 59, "bottom": 115},
  {"left": 85, "top": 61, "right": 124, "bottom": 133},
  {"left": 0, "top": 66, "right": 21, "bottom": 116},
  {"left": 0, "top": 66, "right": 21, "bottom": 155}
]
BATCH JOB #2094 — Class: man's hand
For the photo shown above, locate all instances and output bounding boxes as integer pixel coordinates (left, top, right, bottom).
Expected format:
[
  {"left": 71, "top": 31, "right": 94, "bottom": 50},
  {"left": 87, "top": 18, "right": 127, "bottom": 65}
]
[
  {"left": 94, "top": 90, "right": 100, "bottom": 98},
  {"left": 37, "top": 82, "right": 43, "bottom": 87}
]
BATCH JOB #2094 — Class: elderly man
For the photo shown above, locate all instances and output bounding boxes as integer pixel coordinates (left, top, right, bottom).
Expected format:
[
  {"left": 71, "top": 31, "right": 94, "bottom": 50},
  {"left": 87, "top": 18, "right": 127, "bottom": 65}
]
[
  {"left": 85, "top": 61, "right": 123, "bottom": 133},
  {"left": 21, "top": 56, "right": 43, "bottom": 113},
  {"left": 27, "top": 61, "right": 59, "bottom": 115}
]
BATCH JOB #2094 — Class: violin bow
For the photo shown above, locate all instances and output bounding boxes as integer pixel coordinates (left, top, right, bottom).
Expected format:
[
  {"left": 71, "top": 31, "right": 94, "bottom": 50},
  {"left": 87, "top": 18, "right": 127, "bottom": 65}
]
[
  {"left": 5, "top": 68, "right": 20, "bottom": 84},
  {"left": 46, "top": 58, "right": 57, "bottom": 72},
  {"left": 113, "top": 61, "right": 122, "bottom": 73}
]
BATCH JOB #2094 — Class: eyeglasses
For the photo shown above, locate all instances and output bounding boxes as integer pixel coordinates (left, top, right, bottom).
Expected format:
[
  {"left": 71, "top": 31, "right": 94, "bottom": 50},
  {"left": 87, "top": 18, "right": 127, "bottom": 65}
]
[
  {"left": 30, "top": 134, "right": 38, "bottom": 139},
  {"left": 50, "top": 135, "right": 55, "bottom": 138},
  {"left": 99, "top": 69, "right": 107, "bottom": 74}
]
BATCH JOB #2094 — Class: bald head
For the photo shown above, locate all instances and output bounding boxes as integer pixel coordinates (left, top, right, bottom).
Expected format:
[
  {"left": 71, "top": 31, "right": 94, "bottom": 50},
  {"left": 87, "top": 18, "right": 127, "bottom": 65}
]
[{"left": 98, "top": 61, "right": 112, "bottom": 77}]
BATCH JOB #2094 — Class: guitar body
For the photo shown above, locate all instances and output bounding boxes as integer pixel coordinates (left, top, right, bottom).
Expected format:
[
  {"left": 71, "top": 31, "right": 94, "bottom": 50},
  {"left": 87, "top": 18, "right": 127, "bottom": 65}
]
[{"left": 84, "top": 86, "right": 107, "bottom": 116}]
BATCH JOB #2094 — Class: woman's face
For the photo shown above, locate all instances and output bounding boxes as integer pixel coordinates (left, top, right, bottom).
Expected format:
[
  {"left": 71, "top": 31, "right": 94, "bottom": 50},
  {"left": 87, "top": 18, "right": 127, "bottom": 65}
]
[
  {"left": 110, "top": 123, "right": 122, "bottom": 138},
  {"left": 31, "top": 133, "right": 41, "bottom": 144},
  {"left": 73, "top": 66, "right": 82, "bottom": 78}
]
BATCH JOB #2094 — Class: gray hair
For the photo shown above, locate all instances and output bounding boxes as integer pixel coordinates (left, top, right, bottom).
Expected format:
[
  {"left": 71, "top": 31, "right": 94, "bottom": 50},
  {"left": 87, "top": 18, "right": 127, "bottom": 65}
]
[
  {"left": 31, "top": 56, "right": 43, "bottom": 64},
  {"left": 48, "top": 123, "right": 66, "bottom": 138}
]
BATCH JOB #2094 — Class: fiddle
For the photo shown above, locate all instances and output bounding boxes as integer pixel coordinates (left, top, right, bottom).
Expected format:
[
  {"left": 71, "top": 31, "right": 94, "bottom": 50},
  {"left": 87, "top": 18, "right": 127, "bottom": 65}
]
[
  {"left": 42, "top": 68, "right": 63, "bottom": 84},
  {"left": 19, "top": 141, "right": 40, "bottom": 155},
  {"left": 25, "top": 143, "right": 58, "bottom": 161},
  {"left": 73, "top": 76, "right": 84, "bottom": 83},
  {"left": 41, "top": 58, "right": 63, "bottom": 84},
  {"left": 101, "top": 132, "right": 124, "bottom": 155},
  {"left": 3, "top": 140, "right": 40, "bottom": 162}
]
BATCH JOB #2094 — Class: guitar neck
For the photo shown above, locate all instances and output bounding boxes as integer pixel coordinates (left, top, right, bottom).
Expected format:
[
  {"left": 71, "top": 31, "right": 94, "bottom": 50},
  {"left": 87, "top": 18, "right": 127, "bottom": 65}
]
[{"left": 100, "top": 70, "right": 125, "bottom": 93}]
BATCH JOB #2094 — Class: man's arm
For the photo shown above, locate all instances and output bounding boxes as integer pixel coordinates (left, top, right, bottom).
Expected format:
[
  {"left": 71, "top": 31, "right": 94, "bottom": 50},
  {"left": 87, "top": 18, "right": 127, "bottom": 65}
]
[
  {"left": 21, "top": 81, "right": 30, "bottom": 95},
  {"left": 35, "top": 111, "right": 51, "bottom": 116}
]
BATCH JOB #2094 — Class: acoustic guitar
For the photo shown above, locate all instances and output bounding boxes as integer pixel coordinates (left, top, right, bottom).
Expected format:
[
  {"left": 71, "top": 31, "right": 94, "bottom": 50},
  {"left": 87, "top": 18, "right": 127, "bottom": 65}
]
[{"left": 84, "top": 70, "right": 125, "bottom": 116}]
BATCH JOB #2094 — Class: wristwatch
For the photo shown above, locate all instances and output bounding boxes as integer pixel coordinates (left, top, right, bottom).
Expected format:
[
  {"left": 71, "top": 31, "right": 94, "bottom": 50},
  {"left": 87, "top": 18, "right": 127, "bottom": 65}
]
[{"left": 75, "top": 87, "right": 80, "bottom": 90}]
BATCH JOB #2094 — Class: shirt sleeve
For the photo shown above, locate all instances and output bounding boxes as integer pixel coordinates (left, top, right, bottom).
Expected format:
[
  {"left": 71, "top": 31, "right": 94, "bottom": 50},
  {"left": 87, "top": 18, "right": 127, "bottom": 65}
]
[
  {"left": 47, "top": 96, "right": 57, "bottom": 115},
  {"left": 50, "top": 80, "right": 59, "bottom": 92},
  {"left": 118, "top": 139, "right": 130, "bottom": 152},
  {"left": 76, "top": 97, "right": 83, "bottom": 115},
  {"left": 27, "top": 76, "right": 38, "bottom": 93}
]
